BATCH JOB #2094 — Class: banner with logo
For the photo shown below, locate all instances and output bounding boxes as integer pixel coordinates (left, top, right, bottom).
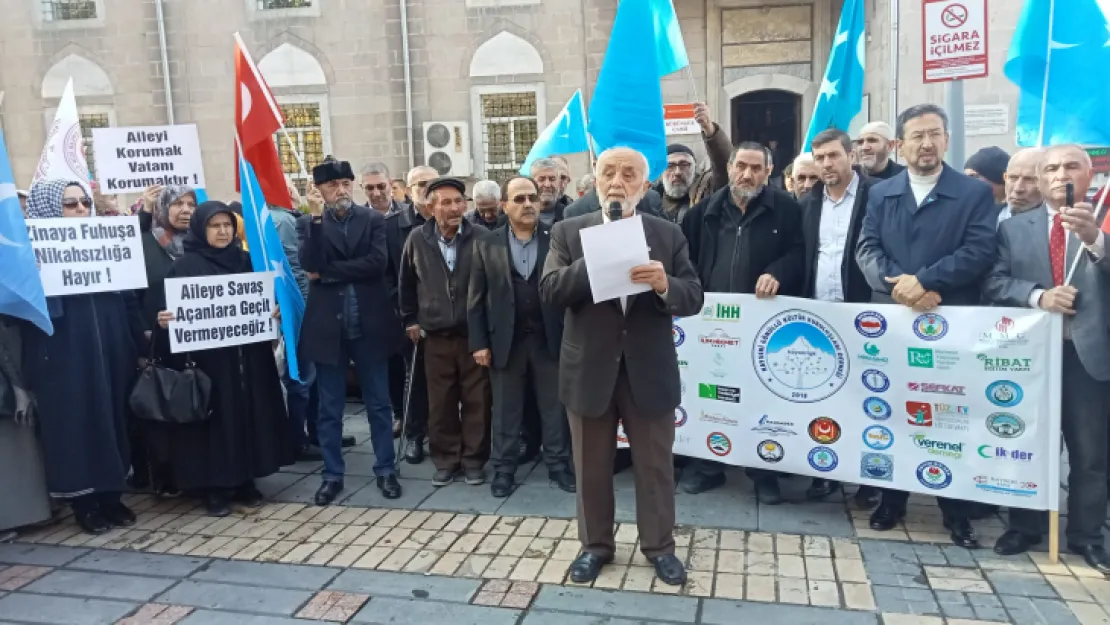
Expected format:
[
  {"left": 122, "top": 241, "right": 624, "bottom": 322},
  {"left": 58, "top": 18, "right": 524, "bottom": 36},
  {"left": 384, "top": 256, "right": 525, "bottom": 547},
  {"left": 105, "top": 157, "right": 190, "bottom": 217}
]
[{"left": 627, "top": 294, "right": 1063, "bottom": 511}]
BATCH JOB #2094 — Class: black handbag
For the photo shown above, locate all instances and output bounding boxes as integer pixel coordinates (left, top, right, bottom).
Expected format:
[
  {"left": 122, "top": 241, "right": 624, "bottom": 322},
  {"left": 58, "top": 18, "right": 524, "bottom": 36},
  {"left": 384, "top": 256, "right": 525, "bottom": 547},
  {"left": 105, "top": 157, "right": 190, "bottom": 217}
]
[{"left": 129, "top": 332, "right": 213, "bottom": 424}]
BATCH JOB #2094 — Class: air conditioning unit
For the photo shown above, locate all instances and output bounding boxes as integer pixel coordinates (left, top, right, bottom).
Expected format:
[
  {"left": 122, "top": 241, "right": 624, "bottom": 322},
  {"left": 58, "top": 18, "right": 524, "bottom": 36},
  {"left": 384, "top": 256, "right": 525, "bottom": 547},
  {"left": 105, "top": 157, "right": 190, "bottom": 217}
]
[{"left": 422, "top": 121, "right": 472, "bottom": 177}]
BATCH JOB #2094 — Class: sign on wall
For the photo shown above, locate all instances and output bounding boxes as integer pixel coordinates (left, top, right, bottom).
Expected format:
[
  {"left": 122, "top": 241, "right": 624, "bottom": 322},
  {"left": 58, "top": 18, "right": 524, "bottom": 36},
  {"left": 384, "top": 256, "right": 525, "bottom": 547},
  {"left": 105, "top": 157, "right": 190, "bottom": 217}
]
[
  {"left": 664, "top": 103, "right": 700, "bottom": 136},
  {"left": 27, "top": 216, "right": 147, "bottom": 296},
  {"left": 922, "top": 0, "right": 989, "bottom": 83},
  {"left": 621, "top": 295, "right": 1063, "bottom": 511},
  {"left": 164, "top": 272, "right": 279, "bottom": 353},
  {"left": 92, "top": 124, "right": 206, "bottom": 193},
  {"left": 965, "top": 104, "right": 1010, "bottom": 136}
]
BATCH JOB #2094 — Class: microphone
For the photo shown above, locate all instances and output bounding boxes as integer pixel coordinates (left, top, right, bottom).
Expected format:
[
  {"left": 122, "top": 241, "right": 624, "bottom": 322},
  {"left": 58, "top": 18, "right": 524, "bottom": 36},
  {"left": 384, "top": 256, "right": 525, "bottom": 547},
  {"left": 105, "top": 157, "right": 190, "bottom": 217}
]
[{"left": 608, "top": 201, "right": 623, "bottom": 222}]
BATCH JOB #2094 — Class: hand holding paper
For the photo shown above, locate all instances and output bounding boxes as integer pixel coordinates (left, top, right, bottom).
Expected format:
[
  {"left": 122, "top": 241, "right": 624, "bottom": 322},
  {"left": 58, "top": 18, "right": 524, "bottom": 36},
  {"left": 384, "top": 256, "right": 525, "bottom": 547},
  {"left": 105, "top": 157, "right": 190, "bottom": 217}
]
[{"left": 579, "top": 214, "right": 652, "bottom": 304}]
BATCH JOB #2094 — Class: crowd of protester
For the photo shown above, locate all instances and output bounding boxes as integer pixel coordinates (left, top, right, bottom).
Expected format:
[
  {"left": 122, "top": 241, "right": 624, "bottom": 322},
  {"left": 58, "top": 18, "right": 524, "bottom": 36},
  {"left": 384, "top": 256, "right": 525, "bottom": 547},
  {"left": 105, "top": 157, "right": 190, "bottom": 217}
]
[{"left": 2, "top": 101, "right": 1108, "bottom": 583}]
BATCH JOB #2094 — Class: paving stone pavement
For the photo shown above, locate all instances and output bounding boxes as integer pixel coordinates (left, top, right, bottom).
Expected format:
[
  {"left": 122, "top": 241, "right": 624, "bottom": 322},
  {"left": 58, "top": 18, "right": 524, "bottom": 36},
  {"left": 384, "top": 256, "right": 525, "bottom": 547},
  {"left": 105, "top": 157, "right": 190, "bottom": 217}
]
[{"left": 0, "top": 408, "right": 1105, "bottom": 624}]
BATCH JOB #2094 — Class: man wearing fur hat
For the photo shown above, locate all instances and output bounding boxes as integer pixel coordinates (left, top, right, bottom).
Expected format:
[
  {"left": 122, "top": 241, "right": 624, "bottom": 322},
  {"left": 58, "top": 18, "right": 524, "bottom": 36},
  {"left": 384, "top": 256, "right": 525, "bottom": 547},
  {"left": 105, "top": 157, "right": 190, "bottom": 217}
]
[{"left": 298, "top": 157, "right": 404, "bottom": 505}]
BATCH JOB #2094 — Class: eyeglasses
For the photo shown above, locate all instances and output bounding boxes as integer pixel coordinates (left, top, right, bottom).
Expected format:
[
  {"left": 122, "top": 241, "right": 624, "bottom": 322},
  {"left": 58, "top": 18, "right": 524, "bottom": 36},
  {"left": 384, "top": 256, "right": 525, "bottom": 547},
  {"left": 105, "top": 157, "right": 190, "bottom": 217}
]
[
  {"left": 666, "top": 161, "right": 693, "bottom": 171},
  {"left": 510, "top": 194, "right": 540, "bottom": 204},
  {"left": 62, "top": 197, "right": 93, "bottom": 209},
  {"left": 364, "top": 183, "right": 389, "bottom": 192}
]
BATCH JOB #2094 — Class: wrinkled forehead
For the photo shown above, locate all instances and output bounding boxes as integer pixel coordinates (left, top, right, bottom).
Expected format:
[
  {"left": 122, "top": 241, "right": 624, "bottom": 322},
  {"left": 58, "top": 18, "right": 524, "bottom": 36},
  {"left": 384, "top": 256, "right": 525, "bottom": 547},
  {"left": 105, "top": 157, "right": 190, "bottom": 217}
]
[
  {"left": 1042, "top": 146, "right": 1090, "bottom": 171},
  {"left": 597, "top": 150, "right": 646, "bottom": 176},
  {"left": 732, "top": 149, "right": 766, "bottom": 168},
  {"left": 667, "top": 152, "right": 695, "bottom": 165}
]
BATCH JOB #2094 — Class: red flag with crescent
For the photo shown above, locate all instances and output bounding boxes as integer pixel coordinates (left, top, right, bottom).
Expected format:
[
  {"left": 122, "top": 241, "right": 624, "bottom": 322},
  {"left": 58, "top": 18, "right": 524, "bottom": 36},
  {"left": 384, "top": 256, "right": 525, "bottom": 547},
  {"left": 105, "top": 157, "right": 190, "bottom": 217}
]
[{"left": 234, "top": 35, "right": 293, "bottom": 209}]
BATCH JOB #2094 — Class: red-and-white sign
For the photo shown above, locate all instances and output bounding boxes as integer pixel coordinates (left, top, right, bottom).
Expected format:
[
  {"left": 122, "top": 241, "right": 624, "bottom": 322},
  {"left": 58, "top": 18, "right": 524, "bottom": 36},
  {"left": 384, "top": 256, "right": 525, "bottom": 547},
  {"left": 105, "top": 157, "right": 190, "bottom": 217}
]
[
  {"left": 664, "top": 103, "right": 700, "bottom": 136},
  {"left": 922, "top": 0, "right": 989, "bottom": 83}
]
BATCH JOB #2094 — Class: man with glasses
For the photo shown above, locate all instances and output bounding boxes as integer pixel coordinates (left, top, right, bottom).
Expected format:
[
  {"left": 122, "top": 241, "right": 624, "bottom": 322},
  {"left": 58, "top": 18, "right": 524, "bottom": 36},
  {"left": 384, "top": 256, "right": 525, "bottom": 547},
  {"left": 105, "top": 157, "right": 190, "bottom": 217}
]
[
  {"left": 361, "top": 162, "right": 403, "bottom": 217},
  {"left": 384, "top": 166, "right": 438, "bottom": 463},
  {"left": 654, "top": 102, "right": 731, "bottom": 225},
  {"left": 400, "top": 177, "right": 493, "bottom": 487}
]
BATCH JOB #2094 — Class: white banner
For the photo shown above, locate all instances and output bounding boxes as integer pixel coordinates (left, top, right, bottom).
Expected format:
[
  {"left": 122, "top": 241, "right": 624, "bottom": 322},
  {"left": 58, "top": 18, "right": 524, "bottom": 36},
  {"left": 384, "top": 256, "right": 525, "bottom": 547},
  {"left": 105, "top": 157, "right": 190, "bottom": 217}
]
[
  {"left": 32, "top": 78, "right": 93, "bottom": 200},
  {"left": 27, "top": 216, "right": 147, "bottom": 296},
  {"left": 164, "top": 271, "right": 278, "bottom": 353},
  {"left": 621, "top": 295, "right": 1063, "bottom": 511},
  {"left": 92, "top": 124, "right": 206, "bottom": 193}
]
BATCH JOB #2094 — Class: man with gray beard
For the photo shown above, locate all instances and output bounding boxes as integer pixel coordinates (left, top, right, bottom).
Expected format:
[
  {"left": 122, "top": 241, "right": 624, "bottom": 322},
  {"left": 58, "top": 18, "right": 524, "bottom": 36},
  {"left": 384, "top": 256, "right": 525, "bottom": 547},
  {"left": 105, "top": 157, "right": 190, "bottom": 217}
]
[
  {"left": 531, "top": 158, "right": 572, "bottom": 226},
  {"left": 679, "top": 142, "right": 806, "bottom": 500},
  {"left": 654, "top": 103, "right": 732, "bottom": 225}
]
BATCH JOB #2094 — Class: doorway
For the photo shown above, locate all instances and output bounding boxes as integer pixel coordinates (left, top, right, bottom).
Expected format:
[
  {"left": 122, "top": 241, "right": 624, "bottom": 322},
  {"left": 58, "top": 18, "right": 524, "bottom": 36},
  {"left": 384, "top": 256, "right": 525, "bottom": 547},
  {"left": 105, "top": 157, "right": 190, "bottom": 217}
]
[{"left": 730, "top": 89, "right": 802, "bottom": 179}]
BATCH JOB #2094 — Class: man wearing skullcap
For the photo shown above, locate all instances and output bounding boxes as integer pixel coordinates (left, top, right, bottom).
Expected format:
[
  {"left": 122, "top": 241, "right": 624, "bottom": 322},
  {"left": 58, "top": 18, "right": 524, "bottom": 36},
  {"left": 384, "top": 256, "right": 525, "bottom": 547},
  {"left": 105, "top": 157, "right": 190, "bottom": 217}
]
[
  {"left": 965, "top": 146, "right": 1011, "bottom": 206},
  {"left": 857, "top": 121, "right": 905, "bottom": 180}
]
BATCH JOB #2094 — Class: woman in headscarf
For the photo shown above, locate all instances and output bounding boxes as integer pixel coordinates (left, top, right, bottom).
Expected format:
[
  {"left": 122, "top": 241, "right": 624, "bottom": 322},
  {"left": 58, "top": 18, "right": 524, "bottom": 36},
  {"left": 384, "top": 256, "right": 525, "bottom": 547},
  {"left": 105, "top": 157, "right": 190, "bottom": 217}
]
[
  {"left": 155, "top": 201, "right": 292, "bottom": 516},
  {"left": 134, "top": 184, "right": 195, "bottom": 495},
  {"left": 21, "top": 179, "right": 142, "bottom": 534}
]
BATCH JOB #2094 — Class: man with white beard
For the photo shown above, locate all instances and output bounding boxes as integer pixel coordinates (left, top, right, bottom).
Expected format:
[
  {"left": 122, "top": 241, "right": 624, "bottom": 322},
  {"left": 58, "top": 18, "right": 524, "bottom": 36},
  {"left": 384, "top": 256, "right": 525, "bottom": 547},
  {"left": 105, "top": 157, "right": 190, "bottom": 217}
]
[
  {"left": 530, "top": 158, "right": 572, "bottom": 226},
  {"left": 856, "top": 122, "right": 906, "bottom": 180},
  {"left": 654, "top": 103, "right": 731, "bottom": 225}
]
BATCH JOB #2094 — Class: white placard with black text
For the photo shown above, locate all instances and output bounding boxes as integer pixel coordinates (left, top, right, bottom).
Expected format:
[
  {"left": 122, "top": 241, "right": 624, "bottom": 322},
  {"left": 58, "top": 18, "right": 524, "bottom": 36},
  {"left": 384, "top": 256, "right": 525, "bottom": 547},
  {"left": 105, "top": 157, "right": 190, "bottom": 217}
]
[
  {"left": 619, "top": 295, "right": 1063, "bottom": 511},
  {"left": 164, "top": 271, "right": 278, "bottom": 353},
  {"left": 27, "top": 216, "right": 147, "bottom": 296},
  {"left": 91, "top": 124, "right": 206, "bottom": 193}
]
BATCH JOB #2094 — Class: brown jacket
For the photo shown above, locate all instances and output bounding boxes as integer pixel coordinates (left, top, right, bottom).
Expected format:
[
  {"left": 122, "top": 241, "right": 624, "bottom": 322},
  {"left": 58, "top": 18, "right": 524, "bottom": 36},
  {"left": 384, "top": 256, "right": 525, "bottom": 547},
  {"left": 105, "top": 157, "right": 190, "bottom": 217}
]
[
  {"left": 540, "top": 212, "right": 704, "bottom": 417},
  {"left": 400, "top": 218, "right": 491, "bottom": 336}
]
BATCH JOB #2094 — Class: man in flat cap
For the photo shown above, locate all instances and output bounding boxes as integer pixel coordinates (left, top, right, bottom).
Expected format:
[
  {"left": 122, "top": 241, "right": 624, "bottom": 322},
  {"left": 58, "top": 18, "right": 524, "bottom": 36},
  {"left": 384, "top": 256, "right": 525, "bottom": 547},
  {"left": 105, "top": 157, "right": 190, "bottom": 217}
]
[
  {"left": 965, "top": 146, "right": 1011, "bottom": 207},
  {"left": 400, "top": 177, "right": 494, "bottom": 487},
  {"left": 299, "top": 156, "right": 404, "bottom": 505},
  {"left": 857, "top": 122, "right": 906, "bottom": 180}
]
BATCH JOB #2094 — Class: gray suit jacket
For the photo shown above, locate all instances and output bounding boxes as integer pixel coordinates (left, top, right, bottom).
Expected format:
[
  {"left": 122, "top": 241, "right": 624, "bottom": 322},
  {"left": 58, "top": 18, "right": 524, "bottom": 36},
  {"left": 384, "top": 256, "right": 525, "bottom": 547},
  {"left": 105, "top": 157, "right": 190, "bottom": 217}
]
[
  {"left": 540, "top": 211, "right": 704, "bottom": 417},
  {"left": 982, "top": 205, "right": 1110, "bottom": 380}
]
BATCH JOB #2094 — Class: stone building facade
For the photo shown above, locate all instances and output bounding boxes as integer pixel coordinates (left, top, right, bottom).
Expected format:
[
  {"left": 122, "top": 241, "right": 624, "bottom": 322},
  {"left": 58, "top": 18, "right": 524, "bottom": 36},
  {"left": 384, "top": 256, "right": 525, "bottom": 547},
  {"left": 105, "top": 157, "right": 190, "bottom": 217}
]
[{"left": 0, "top": 0, "right": 1028, "bottom": 200}]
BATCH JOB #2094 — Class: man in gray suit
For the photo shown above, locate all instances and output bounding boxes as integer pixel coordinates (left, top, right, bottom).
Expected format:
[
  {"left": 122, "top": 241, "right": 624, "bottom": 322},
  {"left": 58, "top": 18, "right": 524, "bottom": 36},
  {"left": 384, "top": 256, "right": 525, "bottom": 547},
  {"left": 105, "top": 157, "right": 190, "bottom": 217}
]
[
  {"left": 541, "top": 147, "right": 704, "bottom": 586},
  {"left": 983, "top": 144, "right": 1110, "bottom": 573}
]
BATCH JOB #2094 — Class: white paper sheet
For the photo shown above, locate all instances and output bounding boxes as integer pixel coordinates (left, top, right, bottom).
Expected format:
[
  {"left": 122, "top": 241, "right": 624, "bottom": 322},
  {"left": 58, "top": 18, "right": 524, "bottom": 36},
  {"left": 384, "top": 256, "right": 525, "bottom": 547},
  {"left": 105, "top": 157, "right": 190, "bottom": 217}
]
[{"left": 579, "top": 214, "right": 652, "bottom": 304}]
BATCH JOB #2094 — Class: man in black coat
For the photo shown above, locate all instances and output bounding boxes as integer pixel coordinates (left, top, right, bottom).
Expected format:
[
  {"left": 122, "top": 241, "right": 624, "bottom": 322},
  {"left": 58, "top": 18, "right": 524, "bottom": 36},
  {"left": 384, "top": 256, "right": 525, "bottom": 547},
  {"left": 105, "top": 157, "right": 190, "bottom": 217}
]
[
  {"left": 298, "top": 157, "right": 404, "bottom": 505},
  {"left": 799, "top": 129, "right": 880, "bottom": 508},
  {"left": 680, "top": 142, "right": 806, "bottom": 502},
  {"left": 383, "top": 165, "right": 437, "bottom": 464},
  {"left": 468, "top": 175, "right": 574, "bottom": 498}
]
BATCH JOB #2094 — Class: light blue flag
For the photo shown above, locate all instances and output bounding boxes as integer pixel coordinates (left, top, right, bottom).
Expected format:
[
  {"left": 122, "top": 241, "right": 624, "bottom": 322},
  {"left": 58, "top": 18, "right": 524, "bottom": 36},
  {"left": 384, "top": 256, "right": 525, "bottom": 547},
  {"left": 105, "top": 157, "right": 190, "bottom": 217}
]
[
  {"left": 1005, "top": 0, "right": 1110, "bottom": 147},
  {"left": 589, "top": 0, "right": 673, "bottom": 181},
  {"left": 193, "top": 188, "right": 210, "bottom": 203},
  {"left": 648, "top": 0, "right": 689, "bottom": 76},
  {"left": 0, "top": 131, "right": 52, "bottom": 335},
  {"left": 237, "top": 156, "right": 305, "bottom": 382},
  {"left": 519, "top": 90, "right": 590, "bottom": 175},
  {"left": 802, "top": 0, "right": 865, "bottom": 151}
]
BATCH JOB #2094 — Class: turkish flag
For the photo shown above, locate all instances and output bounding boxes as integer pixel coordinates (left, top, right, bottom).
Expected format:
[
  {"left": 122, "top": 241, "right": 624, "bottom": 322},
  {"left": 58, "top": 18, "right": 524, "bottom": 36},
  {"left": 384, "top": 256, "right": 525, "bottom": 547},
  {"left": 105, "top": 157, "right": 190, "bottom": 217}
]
[{"left": 235, "top": 37, "right": 294, "bottom": 209}]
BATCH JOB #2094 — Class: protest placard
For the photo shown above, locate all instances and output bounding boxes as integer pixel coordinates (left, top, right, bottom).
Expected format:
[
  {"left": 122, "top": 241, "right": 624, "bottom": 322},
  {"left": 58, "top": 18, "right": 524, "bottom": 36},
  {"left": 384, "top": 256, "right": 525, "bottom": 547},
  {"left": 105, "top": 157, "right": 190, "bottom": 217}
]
[
  {"left": 164, "top": 271, "right": 278, "bottom": 353},
  {"left": 91, "top": 124, "right": 206, "bottom": 193},
  {"left": 27, "top": 215, "right": 147, "bottom": 296}
]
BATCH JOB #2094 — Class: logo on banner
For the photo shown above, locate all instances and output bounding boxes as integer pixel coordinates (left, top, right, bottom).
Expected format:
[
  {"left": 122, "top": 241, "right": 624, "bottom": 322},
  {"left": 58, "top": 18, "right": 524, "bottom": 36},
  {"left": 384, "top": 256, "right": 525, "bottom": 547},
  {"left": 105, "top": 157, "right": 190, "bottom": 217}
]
[
  {"left": 709, "top": 352, "right": 730, "bottom": 379},
  {"left": 858, "top": 343, "right": 889, "bottom": 365},
  {"left": 978, "top": 445, "right": 1034, "bottom": 461},
  {"left": 916, "top": 461, "right": 953, "bottom": 489},
  {"left": 700, "top": 411, "right": 738, "bottom": 427},
  {"left": 753, "top": 310, "right": 849, "bottom": 403},
  {"left": 808, "top": 447, "right": 838, "bottom": 472},
  {"left": 907, "top": 347, "right": 959, "bottom": 369},
  {"left": 863, "top": 425, "right": 894, "bottom": 450},
  {"left": 913, "top": 313, "right": 949, "bottom": 341},
  {"left": 855, "top": 311, "right": 887, "bottom": 338},
  {"left": 864, "top": 397, "right": 892, "bottom": 420},
  {"left": 977, "top": 354, "right": 1033, "bottom": 372},
  {"left": 673, "top": 326, "right": 685, "bottom": 346},
  {"left": 699, "top": 383, "right": 740, "bottom": 403},
  {"left": 986, "top": 413, "right": 1025, "bottom": 438},
  {"left": 862, "top": 369, "right": 890, "bottom": 392},
  {"left": 757, "top": 440, "right": 784, "bottom": 463},
  {"left": 861, "top": 453, "right": 894, "bottom": 481},
  {"left": 973, "top": 475, "right": 1038, "bottom": 497},
  {"left": 985, "top": 381, "right": 1023, "bottom": 407},
  {"left": 707, "top": 432, "right": 732, "bottom": 456},
  {"left": 678, "top": 359, "right": 689, "bottom": 368},
  {"left": 907, "top": 401, "right": 933, "bottom": 426},
  {"left": 908, "top": 382, "right": 965, "bottom": 396},
  {"left": 978, "top": 316, "right": 1028, "bottom": 348},
  {"left": 703, "top": 303, "right": 741, "bottom": 322},
  {"left": 752, "top": 415, "right": 797, "bottom": 436},
  {"left": 808, "top": 417, "right": 841, "bottom": 444},
  {"left": 910, "top": 434, "right": 964, "bottom": 459},
  {"left": 700, "top": 328, "right": 741, "bottom": 348},
  {"left": 674, "top": 407, "right": 688, "bottom": 427}
]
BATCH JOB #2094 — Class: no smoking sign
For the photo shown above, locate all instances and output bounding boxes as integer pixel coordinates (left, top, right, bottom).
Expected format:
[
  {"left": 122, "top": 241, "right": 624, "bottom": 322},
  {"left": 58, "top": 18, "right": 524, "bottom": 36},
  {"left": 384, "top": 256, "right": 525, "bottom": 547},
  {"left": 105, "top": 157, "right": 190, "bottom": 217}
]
[{"left": 922, "top": 0, "right": 988, "bottom": 83}]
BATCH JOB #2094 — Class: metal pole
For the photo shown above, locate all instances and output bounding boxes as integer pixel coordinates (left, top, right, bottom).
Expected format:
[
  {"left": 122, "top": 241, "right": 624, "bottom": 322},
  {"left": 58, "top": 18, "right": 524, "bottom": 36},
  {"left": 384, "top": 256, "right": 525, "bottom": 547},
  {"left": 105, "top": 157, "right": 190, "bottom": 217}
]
[
  {"left": 155, "top": 0, "right": 174, "bottom": 124},
  {"left": 889, "top": 0, "right": 900, "bottom": 129},
  {"left": 944, "top": 80, "right": 965, "bottom": 169},
  {"left": 1037, "top": 0, "right": 1056, "bottom": 147},
  {"left": 399, "top": 0, "right": 415, "bottom": 170}
]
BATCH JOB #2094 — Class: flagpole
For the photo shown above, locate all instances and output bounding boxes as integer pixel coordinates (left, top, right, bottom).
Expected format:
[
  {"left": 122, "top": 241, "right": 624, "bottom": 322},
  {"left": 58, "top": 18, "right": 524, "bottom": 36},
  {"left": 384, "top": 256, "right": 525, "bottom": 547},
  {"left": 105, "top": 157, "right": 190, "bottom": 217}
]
[
  {"left": 577, "top": 88, "right": 596, "bottom": 167},
  {"left": 1036, "top": 0, "right": 1055, "bottom": 148},
  {"left": 684, "top": 65, "right": 700, "bottom": 104}
]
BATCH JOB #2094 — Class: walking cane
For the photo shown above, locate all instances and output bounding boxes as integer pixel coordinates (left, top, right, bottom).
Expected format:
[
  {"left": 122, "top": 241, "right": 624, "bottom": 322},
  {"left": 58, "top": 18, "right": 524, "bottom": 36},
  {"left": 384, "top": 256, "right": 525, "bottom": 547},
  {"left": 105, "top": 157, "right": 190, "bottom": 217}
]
[{"left": 394, "top": 334, "right": 422, "bottom": 471}]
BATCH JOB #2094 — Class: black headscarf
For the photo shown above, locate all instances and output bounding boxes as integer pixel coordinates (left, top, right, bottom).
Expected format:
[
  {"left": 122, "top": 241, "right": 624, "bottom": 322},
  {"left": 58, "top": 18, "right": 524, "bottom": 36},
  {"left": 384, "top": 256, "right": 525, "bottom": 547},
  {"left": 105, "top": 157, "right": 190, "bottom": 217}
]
[{"left": 173, "top": 201, "right": 252, "bottom": 278}]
